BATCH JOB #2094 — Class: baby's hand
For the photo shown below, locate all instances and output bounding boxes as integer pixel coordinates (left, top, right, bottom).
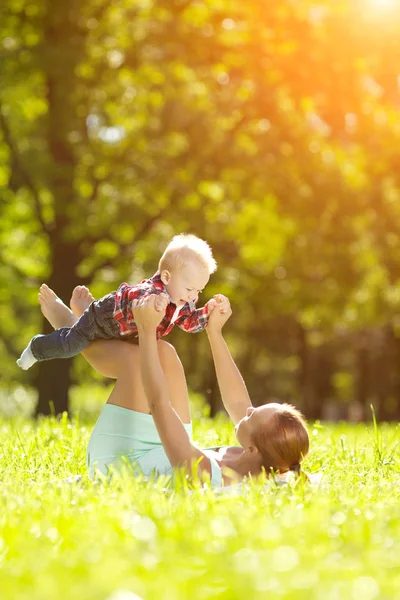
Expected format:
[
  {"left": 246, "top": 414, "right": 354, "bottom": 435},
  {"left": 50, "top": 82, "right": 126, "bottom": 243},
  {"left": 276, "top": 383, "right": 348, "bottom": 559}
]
[
  {"left": 212, "top": 294, "right": 230, "bottom": 315},
  {"left": 205, "top": 298, "right": 218, "bottom": 312},
  {"left": 132, "top": 294, "right": 167, "bottom": 331},
  {"left": 154, "top": 293, "right": 169, "bottom": 313},
  {"left": 206, "top": 294, "right": 232, "bottom": 332}
]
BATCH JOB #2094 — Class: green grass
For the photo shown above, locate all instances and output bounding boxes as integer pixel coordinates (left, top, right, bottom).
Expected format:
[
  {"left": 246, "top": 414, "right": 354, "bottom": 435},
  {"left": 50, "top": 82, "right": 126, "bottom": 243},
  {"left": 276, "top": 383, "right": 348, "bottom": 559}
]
[{"left": 1, "top": 410, "right": 400, "bottom": 600}]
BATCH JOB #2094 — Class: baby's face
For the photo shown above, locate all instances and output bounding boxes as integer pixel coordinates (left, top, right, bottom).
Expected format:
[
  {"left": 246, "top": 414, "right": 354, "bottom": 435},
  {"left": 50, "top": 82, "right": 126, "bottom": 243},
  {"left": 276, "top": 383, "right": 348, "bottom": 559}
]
[{"left": 164, "top": 263, "right": 210, "bottom": 307}]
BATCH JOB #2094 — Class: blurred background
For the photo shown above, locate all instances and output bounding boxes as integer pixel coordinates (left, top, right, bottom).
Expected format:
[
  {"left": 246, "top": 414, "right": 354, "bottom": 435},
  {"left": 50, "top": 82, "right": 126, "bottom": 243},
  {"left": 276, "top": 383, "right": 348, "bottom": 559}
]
[{"left": 1, "top": 0, "right": 400, "bottom": 421}]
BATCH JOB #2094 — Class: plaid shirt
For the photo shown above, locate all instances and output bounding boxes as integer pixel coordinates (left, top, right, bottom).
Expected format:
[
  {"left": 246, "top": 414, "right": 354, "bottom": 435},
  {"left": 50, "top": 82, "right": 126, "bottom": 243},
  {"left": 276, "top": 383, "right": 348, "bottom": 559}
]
[{"left": 113, "top": 272, "right": 210, "bottom": 339}]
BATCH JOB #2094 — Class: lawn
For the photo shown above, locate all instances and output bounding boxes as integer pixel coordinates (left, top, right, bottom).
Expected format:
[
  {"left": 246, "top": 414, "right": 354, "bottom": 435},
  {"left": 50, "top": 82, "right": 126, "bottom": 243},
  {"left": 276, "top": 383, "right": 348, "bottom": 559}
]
[{"left": 1, "top": 408, "right": 399, "bottom": 600}]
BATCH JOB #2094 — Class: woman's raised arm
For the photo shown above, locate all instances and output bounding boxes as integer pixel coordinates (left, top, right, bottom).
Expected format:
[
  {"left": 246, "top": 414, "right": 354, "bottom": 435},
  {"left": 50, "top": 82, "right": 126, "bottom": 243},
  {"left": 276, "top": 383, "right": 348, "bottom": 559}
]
[
  {"left": 133, "top": 294, "right": 213, "bottom": 478},
  {"left": 206, "top": 296, "right": 252, "bottom": 424}
]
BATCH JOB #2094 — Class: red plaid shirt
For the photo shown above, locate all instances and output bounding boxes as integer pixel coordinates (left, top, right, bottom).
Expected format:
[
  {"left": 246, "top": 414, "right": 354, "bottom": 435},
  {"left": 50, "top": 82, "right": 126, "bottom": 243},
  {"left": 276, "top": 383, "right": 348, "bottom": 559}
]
[{"left": 113, "top": 272, "right": 210, "bottom": 339}]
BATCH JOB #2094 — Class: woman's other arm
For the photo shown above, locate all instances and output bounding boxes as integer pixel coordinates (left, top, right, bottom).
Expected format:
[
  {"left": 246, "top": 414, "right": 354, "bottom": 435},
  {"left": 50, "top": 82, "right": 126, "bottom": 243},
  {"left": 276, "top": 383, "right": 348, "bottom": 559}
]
[{"left": 206, "top": 296, "right": 252, "bottom": 424}]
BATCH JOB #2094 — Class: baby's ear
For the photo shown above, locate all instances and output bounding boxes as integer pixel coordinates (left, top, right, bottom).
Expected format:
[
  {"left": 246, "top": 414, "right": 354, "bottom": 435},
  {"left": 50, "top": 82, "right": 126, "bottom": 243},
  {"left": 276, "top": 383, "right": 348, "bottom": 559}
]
[{"left": 160, "top": 269, "right": 171, "bottom": 285}]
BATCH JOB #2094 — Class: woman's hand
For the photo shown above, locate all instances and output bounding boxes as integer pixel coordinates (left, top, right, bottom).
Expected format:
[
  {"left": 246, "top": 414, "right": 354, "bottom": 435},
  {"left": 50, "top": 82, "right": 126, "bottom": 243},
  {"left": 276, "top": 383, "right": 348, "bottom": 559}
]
[
  {"left": 133, "top": 293, "right": 168, "bottom": 332},
  {"left": 206, "top": 294, "right": 232, "bottom": 333}
]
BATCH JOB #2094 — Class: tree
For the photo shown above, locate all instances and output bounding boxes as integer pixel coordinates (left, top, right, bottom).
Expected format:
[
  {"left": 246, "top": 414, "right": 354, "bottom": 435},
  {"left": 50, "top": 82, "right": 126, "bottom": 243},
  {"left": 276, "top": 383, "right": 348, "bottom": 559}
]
[{"left": 3, "top": 0, "right": 400, "bottom": 419}]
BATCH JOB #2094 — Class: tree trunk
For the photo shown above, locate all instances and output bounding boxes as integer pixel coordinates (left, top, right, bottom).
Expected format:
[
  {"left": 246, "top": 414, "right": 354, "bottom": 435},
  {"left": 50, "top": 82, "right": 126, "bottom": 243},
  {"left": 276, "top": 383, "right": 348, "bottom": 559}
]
[
  {"left": 372, "top": 327, "right": 390, "bottom": 421},
  {"left": 388, "top": 324, "right": 400, "bottom": 420},
  {"left": 356, "top": 334, "right": 370, "bottom": 421},
  {"left": 34, "top": 12, "right": 86, "bottom": 416},
  {"left": 34, "top": 343, "right": 72, "bottom": 416},
  {"left": 296, "top": 322, "right": 312, "bottom": 415},
  {"left": 312, "top": 344, "right": 334, "bottom": 420},
  {"left": 34, "top": 241, "right": 83, "bottom": 416}
]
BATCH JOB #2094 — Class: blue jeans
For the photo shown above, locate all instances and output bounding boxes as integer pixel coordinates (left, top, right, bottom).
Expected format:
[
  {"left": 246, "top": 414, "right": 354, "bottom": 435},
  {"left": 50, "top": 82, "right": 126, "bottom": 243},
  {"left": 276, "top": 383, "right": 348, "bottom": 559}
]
[{"left": 30, "top": 293, "right": 125, "bottom": 361}]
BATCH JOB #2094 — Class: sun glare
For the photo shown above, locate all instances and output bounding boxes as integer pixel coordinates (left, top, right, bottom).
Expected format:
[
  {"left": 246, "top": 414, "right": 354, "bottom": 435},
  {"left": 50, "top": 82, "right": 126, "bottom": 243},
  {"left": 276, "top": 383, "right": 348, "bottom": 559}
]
[{"left": 369, "top": 0, "right": 397, "bottom": 8}]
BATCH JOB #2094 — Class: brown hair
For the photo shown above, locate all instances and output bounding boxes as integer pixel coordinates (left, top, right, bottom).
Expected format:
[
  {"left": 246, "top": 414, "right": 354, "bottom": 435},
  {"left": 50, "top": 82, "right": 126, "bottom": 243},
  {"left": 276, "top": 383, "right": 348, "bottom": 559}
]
[{"left": 251, "top": 404, "right": 309, "bottom": 476}]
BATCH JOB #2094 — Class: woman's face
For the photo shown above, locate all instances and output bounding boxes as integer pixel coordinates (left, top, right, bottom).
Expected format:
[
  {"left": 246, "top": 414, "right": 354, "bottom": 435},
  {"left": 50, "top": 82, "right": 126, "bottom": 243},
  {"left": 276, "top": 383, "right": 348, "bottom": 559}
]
[{"left": 235, "top": 403, "right": 281, "bottom": 448}]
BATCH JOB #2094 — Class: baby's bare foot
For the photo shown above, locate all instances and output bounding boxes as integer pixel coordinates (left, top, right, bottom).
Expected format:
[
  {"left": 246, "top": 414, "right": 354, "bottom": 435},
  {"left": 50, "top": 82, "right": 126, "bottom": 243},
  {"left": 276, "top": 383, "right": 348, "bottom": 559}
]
[
  {"left": 39, "top": 284, "right": 77, "bottom": 329},
  {"left": 70, "top": 286, "right": 94, "bottom": 317}
]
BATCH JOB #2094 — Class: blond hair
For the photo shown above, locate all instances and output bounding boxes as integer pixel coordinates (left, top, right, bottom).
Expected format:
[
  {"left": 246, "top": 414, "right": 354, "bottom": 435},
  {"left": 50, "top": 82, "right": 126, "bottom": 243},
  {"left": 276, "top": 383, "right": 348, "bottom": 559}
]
[
  {"left": 251, "top": 404, "right": 309, "bottom": 476},
  {"left": 158, "top": 234, "right": 217, "bottom": 274}
]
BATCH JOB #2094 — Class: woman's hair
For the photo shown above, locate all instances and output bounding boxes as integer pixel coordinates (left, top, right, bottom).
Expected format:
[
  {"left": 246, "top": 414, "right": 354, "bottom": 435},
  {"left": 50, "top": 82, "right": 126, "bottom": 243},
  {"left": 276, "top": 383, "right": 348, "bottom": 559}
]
[
  {"left": 158, "top": 234, "right": 217, "bottom": 274},
  {"left": 251, "top": 404, "right": 309, "bottom": 476}
]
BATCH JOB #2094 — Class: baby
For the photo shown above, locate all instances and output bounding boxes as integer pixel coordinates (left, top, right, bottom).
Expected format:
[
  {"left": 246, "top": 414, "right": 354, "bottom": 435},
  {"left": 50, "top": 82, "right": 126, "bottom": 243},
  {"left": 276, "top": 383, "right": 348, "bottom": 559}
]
[{"left": 17, "top": 233, "right": 226, "bottom": 370}]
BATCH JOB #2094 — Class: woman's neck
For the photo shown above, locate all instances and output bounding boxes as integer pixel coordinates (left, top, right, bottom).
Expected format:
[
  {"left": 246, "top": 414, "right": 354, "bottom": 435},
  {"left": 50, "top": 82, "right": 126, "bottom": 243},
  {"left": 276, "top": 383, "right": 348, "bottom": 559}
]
[{"left": 220, "top": 447, "right": 264, "bottom": 480}]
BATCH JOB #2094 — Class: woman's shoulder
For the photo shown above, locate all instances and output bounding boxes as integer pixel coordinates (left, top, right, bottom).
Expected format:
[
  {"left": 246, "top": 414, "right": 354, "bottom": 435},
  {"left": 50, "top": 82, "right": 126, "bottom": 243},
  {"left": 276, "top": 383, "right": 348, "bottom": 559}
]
[
  {"left": 201, "top": 446, "right": 244, "bottom": 487},
  {"left": 201, "top": 449, "right": 225, "bottom": 487}
]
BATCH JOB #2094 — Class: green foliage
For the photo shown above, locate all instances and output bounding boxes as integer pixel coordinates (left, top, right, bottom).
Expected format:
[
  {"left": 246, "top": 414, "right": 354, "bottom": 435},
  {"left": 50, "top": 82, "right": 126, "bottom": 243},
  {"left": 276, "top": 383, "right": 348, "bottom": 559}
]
[{"left": 2, "top": 0, "right": 400, "bottom": 415}]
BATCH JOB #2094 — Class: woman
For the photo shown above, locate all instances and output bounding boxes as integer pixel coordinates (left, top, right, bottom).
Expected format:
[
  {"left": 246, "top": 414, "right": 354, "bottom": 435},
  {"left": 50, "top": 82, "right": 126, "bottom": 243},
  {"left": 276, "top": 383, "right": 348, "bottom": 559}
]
[{"left": 39, "top": 284, "right": 309, "bottom": 486}]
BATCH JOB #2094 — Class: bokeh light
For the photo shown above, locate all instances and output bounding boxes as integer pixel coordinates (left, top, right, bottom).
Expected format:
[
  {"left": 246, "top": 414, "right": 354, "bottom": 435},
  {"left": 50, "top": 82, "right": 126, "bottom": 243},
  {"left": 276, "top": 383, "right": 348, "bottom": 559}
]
[{"left": 369, "top": 0, "right": 398, "bottom": 8}]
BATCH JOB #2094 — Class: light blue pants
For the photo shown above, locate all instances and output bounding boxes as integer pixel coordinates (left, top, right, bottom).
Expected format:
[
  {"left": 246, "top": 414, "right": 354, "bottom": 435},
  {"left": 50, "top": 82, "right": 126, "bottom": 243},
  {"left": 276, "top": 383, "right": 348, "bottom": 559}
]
[
  {"left": 86, "top": 403, "right": 222, "bottom": 486},
  {"left": 87, "top": 403, "right": 192, "bottom": 478}
]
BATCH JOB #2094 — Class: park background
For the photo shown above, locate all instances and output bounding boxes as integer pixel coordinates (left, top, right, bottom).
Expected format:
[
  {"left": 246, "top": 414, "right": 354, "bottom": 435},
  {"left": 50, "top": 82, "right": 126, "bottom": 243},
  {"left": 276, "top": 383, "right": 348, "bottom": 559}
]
[
  {"left": 2, "top": 3, "right": 400, "bottom": 600},
  {"left": 2, "top": 0, "right": 400, "bottom": 422}
]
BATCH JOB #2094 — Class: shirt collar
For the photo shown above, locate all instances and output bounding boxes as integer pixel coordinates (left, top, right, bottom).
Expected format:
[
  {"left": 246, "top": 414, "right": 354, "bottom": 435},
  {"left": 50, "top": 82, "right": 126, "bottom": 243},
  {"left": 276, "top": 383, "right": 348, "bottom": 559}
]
[{"left": 150, "top": 272, "right": 174, "bottom": 304}]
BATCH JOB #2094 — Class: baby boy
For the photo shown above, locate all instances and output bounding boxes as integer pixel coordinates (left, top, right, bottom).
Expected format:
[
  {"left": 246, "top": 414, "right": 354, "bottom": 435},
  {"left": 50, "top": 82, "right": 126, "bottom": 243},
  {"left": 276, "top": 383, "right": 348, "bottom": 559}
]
[{"left": 17, "top": 234, "right": 226, "bottom": 370}]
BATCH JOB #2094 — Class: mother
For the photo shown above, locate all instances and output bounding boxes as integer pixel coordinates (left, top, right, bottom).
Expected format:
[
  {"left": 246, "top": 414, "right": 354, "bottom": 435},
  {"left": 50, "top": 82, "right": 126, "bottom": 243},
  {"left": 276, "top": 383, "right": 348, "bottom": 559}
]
[{"left": 40, "top": 285, "right": 309, "bottom": 486}]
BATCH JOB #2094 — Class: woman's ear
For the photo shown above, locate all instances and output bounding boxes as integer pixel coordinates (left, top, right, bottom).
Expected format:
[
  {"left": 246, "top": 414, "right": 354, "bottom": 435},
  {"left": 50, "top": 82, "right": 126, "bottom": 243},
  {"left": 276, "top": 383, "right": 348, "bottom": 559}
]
[
  {"left": 243, "top": 444, "right": 260, "bottom": 458},
  {"left": 248, "top": 445, "right": 260, "bottom": 456},
  {"left": 160, "top": 269, "right": 171, "bottom": 285}
]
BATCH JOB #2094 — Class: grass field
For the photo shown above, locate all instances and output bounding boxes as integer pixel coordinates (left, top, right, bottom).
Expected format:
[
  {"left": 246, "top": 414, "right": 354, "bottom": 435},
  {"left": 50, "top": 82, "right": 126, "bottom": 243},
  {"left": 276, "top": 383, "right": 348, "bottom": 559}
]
[{"left": 1, "top": 407, "right": 400, "bottom": 600}]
